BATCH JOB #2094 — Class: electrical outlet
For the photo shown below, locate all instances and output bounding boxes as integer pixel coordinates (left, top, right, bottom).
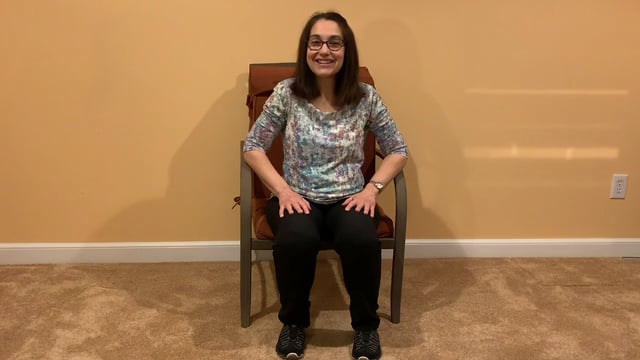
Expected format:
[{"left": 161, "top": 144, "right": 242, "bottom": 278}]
[{"left": 610, "top": 174, "right": 628, "bottom": 199}]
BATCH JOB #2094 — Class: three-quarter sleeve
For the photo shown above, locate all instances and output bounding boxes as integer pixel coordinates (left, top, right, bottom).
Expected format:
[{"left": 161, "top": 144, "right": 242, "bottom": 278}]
[
  {"left": 243, "top": 80, "right": 290, "bottom": 153},
  {"left": 367, "top": 89, "right": 409, "bottom": 158}
]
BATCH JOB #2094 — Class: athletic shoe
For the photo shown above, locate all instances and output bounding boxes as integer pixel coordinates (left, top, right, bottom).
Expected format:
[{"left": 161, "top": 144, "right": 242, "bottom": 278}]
[
  {"left": 275, "top": 324, "right": 305, "bottom": 359},
  {"left": 352, "top": 329, "right": 381, "bottom": 360}
]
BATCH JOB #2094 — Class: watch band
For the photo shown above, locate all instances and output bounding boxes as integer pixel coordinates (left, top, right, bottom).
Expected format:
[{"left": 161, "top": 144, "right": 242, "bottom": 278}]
[{"left": 369, "top": 180, "right": 384, "bottom": 192}]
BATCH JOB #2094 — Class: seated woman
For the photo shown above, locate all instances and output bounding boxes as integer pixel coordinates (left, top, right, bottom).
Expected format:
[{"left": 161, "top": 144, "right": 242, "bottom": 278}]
[{"left": 243, "top": 11, "right": 408, "bottom": 360}]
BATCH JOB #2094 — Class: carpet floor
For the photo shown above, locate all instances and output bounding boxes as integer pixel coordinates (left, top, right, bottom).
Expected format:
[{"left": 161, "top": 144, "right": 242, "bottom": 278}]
[{"left": 1, "top": 257, "right": 639, "bottom": 359}]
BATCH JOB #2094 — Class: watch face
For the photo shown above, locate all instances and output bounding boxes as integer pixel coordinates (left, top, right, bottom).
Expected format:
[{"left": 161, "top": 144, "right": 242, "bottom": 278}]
[{"left": 373, "top": 182, "right": 383, "bottom": 190}]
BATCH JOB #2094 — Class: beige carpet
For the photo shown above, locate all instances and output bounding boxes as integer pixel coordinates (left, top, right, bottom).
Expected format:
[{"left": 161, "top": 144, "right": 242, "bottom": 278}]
[{"left": 1, "top": 258, "right": 639, "bottom": 359}]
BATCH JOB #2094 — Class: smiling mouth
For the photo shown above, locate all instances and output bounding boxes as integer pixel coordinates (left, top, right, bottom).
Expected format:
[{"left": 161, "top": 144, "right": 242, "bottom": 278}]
[{"left": 315, "top": 59, "right": 334, "bottom": 65}]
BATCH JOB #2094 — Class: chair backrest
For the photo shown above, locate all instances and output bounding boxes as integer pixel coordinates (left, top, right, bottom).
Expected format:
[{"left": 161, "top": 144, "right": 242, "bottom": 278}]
[{"left": 246, "top": 63, "right": 377, "bottom": 199}]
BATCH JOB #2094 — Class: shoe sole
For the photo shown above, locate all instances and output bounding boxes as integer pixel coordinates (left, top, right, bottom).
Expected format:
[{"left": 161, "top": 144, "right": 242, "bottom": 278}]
[
  {"left": 279, "top": 353, "right": 303, "bottom": 359},
  {"left": 354, "top": 357, "right": 379, "bottom": 360}
]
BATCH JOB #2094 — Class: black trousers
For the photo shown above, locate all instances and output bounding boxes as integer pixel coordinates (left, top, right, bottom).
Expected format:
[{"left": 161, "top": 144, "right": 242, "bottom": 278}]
[{"left": 265, "top": 196, "right": 381, "bottom": 331}]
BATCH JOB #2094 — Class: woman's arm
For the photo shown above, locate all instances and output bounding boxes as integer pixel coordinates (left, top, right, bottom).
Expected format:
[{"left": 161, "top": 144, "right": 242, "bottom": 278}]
[
  {"left": 366, "top": 153, "right": 408, "bottom": 192},
  {"left": 243, "top": 150, "right": 311, "bottom": 217},
  {"left": 243, "top": 150, "right": 289, "bottom": 196},
  {"left": 344, "top": 86, "right": 409, "bottom": 216},
  {"left": 342, "top": 153, "right": 407, "bottom": 217}
]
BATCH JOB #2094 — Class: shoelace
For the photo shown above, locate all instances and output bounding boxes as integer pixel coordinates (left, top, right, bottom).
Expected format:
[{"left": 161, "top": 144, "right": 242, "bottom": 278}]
[
  {"left": 288, "top": 326, "right": 305, "bottom": 345},
  {"left": 356, "top": 330, "right": 375, "bottom": 344},
  {"left": 354, "top": 330, "right": 379, "bottom": 355},
  {"left": 279, "top": 326, "right": 304, "bottom": 349}
]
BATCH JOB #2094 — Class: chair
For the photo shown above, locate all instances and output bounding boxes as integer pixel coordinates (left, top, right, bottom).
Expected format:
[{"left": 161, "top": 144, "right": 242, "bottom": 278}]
[{"left": 240, "top": 63, "right": 407, "bottom": 328}]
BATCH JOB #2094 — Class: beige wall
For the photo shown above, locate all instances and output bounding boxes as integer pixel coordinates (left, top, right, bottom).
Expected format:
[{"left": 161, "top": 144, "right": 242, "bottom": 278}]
[{"left": 1, "top": 1, "right": 638, "bottom": 243}]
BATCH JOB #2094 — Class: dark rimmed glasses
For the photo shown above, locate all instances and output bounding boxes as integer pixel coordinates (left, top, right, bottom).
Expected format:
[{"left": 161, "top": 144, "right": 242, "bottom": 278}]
[{"left": 307, "top": 38, "right": 344, "bottom": 51}]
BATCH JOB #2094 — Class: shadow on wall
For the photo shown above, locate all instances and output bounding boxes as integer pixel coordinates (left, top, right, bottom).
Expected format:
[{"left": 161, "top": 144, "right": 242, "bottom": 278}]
[
  {"left": 362, "top": 18, "right": 472, "bottom": 240},
  {"left": 91, "top": 20, "right": 473, "bottom": 243},
  {"left": 91, "top": 74, "right": 248, "bottom": 242}
]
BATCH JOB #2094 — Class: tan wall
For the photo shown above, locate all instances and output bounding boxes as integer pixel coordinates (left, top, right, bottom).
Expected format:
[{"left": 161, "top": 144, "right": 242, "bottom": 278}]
[{"left": 1, "top": 1, "right": 638, "bottom": 243}]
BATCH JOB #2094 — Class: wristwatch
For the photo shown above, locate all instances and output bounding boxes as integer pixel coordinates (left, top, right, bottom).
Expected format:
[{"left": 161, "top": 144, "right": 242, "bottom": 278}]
[{"left": 369, "top": 180, "right": 384, "bottom": 192}]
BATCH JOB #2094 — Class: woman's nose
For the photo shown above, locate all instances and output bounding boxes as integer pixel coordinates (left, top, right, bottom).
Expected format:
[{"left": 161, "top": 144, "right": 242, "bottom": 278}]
[{"left": 318, "top": 43, "right": 331, "bottom": 54}]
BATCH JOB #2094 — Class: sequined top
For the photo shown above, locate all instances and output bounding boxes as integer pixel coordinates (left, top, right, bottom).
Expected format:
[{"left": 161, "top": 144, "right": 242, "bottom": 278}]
[{"left": 243, "top": 78, "right": 408, "bottom": 204}]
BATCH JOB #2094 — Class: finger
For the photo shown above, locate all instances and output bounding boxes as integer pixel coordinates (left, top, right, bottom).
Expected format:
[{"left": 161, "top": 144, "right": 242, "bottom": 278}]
[
  {"left": 279, "top": 205, "right": 285, "bottom": 218},
  {"left": 302, "top": 202, "right": 311, "bottom": 214},
  {"left": 344, "top": 200, "right": 354, "bottom": 211}
]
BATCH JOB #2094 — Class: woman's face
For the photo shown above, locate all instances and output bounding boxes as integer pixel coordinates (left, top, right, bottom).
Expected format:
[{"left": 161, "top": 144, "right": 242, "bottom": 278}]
[{"left": 306, "top": 19, "right": 345, "bottom": 79}]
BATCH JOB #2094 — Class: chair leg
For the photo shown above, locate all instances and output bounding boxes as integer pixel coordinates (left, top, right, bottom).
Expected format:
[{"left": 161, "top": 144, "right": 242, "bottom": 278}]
[
  {"left": 390, "top": 250, "right": 404, "bottom": 324},
  {"left": 239, "top": 141, "right": 255, "bottom": 327},
  {"left": 240, "top": 245, "right": 252, "bottom": 327}
]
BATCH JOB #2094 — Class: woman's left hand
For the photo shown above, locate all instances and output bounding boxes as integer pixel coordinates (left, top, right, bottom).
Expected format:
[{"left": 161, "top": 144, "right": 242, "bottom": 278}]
[{"left": 342, "top": 187, "right": 378, "bottom": 218}]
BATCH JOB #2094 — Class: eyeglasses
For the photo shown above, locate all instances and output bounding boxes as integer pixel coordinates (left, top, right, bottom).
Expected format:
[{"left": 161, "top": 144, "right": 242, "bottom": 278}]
[{"left": 307, "top": 38, "right": 344, "bottom": 51}]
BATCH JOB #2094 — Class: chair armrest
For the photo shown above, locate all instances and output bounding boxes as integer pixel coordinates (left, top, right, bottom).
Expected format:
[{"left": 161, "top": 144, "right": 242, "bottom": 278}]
[
  {"left": 392, "top": 171, "right": 407, "bottom": 255},
  {"left": 375, "top": 150, "right": 408, "bottom": 253}
]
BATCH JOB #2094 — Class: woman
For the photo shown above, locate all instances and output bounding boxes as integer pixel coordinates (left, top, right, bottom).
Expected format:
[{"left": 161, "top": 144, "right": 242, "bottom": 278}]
[{"left": 243, "top": 11, "right": 408, "bottom": 360}]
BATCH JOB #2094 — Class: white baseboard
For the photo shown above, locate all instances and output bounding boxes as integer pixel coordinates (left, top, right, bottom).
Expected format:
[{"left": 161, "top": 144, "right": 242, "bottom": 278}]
[
  {"left": 402, "top": 238, "right": 640, "bottom": 258},
  {"left": 1, "top": 239, "right": 639, "bottom": 265},
  {"left": 0, "top": 241, "right": 239, "bottom": 265}
]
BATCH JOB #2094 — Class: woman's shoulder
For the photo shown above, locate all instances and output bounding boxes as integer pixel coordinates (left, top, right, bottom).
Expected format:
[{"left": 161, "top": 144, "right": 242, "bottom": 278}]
[
  {"left": 274, "top": 78, "right": 296, "bottom": 93},
  {"left": 359, "top": 81, "right": 379, "bottom": 94},
  {"left": 358, "top": 82, "right": 381, "bottom": 102},
  {"left": 359, "top": 81, "right": 375, "bottom": 91}
]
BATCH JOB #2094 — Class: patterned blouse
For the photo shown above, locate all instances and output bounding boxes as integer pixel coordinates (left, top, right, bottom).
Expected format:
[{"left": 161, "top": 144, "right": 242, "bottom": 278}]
[{"left": 243, "top": 78, "right": 408, "bottom": 204}]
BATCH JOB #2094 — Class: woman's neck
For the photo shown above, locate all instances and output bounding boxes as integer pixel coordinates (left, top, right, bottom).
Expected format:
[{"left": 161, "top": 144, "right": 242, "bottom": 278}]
[{"left": 316, "top": 77, "right": 336, "bottom": 105}]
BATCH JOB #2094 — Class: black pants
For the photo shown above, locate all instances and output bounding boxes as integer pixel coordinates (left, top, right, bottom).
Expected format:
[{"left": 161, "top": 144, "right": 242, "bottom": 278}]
[{"left": 265, "top": 196, "right": 381, "bottom": 331}]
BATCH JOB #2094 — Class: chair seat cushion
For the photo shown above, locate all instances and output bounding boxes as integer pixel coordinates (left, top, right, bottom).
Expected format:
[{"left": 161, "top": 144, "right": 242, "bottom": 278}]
[{"left": 252, "top": 198, "right": 395, "bottom": 240}]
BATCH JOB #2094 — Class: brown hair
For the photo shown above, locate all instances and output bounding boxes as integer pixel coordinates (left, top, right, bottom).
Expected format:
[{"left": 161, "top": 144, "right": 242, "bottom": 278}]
[{"left": 291, "top": 11, "right": 364, "bottom": 106}]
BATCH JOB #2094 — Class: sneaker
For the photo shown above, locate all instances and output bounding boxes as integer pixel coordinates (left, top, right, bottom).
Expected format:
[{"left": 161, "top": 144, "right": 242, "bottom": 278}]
[
  {"left": 352, "top": 329, "right": 382, "bottom": 360},
  {"left": 275, "top": 324, "right": 305, "bottom": 359}
]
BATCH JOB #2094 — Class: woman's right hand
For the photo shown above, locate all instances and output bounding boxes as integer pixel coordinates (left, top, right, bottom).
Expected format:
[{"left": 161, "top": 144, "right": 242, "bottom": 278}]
[{"left": 277, "top": 187, "right": 311, "bottom": 218}]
